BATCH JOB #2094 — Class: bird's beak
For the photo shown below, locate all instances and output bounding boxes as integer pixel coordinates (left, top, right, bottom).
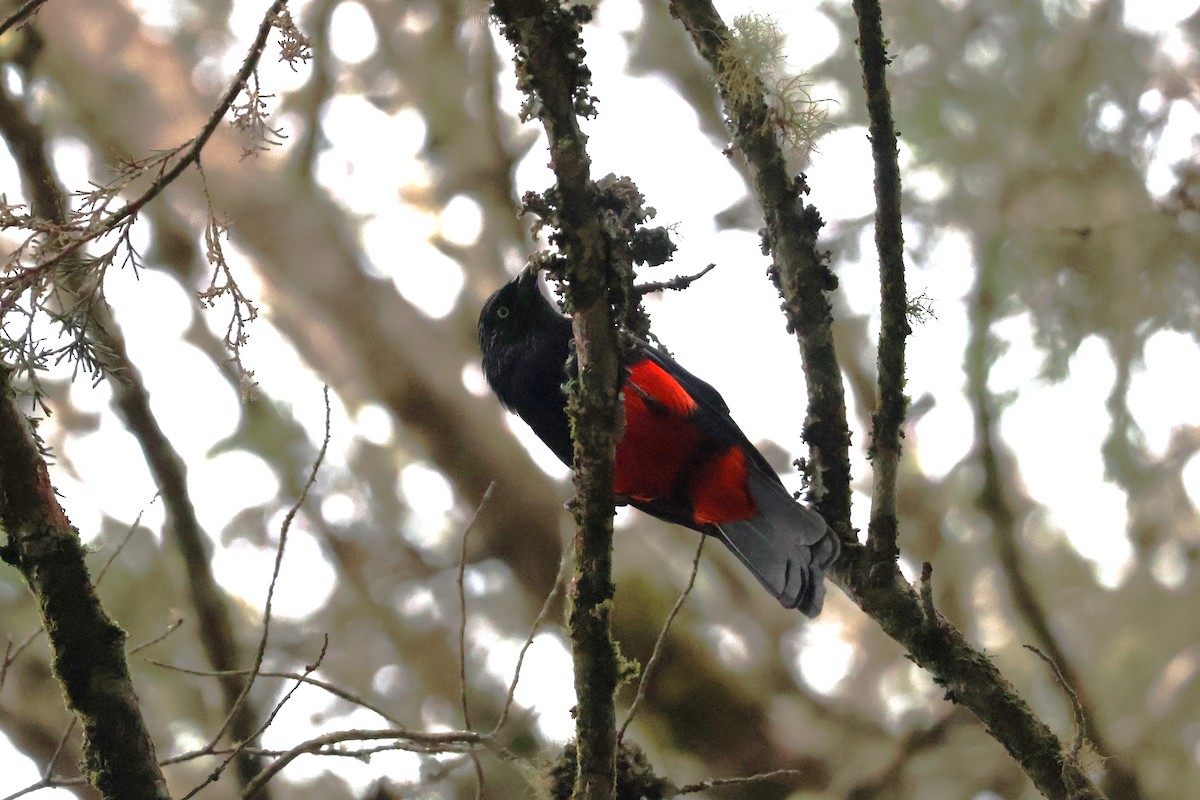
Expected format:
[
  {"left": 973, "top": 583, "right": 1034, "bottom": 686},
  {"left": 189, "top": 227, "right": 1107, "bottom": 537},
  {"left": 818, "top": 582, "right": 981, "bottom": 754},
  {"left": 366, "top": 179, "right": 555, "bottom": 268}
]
[{"left": 514, "top": 264, "right": 542, "bottom": 296}]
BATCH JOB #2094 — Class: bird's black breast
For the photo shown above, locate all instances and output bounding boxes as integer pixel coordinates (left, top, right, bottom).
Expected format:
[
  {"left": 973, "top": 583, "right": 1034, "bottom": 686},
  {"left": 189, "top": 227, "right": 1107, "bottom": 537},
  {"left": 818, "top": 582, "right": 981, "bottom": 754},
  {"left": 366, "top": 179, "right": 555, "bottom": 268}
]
[{"left": 480, "top": 311, "right": 575, "bottom": 466}]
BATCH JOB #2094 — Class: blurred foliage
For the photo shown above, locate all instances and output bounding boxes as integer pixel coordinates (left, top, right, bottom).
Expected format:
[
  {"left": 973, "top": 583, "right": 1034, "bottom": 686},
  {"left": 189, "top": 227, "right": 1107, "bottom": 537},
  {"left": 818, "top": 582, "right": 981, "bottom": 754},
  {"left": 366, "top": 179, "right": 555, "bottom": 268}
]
[{"left": 1, "top": 0, "right": 1198, "bottom": 799}]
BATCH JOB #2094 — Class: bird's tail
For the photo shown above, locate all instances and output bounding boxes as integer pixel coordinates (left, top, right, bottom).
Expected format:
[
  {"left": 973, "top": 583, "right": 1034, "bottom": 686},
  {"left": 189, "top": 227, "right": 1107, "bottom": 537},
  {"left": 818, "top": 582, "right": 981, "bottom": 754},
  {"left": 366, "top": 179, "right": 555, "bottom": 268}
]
[{"left": 714, "top": 470, "right": 841, "bottom": 618}]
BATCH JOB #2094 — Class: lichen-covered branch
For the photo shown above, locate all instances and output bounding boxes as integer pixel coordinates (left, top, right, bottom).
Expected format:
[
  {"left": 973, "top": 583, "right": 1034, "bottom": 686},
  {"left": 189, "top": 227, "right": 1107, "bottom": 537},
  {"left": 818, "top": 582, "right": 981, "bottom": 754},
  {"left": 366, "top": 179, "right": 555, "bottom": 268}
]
[
  {"left": 669, "top": 0, "right": 852, "bottom": 534},
  {"left": 854, "top": 0, "right": 910, "bottom": 564},
  {"left": 0, "top": 369, "right": 167, "bottom": 800},
  {"left": 491, "top": 1, "right": 621, "bottom": 797},
  {"left": 670, "top": 1, "right": 1109, "bottom": 798}
]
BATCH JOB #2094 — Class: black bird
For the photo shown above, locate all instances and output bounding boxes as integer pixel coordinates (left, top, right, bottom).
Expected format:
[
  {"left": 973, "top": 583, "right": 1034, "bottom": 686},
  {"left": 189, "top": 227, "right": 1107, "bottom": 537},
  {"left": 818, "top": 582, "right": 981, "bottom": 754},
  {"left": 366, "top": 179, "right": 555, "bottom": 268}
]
[{"left": 478, "top": 268, "right": 840, "bottom": 616}]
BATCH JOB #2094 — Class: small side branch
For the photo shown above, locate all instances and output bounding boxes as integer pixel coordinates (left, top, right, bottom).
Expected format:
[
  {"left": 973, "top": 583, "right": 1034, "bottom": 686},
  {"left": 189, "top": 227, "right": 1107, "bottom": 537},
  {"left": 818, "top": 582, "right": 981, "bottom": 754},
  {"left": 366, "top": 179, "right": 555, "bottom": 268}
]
[
  {"left": 0, "top": 0, "right": 295, "bottom": 283},
  {"left": 0, "top": 0, "right": 45, "bottom": 37}
]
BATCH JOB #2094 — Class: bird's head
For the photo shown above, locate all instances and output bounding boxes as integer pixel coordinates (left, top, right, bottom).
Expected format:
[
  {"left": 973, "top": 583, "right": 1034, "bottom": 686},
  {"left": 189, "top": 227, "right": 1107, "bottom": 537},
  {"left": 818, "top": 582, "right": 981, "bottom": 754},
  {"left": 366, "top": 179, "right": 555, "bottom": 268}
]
[{"left": 477, "top": 266, "right": 564, "bottom": 353}]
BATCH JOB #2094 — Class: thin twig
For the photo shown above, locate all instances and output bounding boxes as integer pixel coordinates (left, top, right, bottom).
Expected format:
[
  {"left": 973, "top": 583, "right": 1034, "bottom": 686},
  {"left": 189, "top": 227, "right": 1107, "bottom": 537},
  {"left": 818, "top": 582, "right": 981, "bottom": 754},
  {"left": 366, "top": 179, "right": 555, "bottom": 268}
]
[
  {"left": 456, "top": 482, "right": 495, "bottom": 800},
  {"left": 180, "top": 637, "right": 330, "bottom": 798},
  {"left": 6, "top": 0, "right": 292, "bottom": 281},
  {"left": 94, "top": 492, "right": 159, "bottom": 586},
  {"left": 42, "top": 718, "right": 77, "bottom": 783},
  {"left": 148, "top": 661, "right": 406, "bottom": 729},
  {"left": 618, "top": 535, "right": 704, "bottom": 742},
  {"left": 675, "top": 767, "right": 805, "bottom": 795},
  {"left": 634, "top": 263, "right": 716, "bottom": 295},
  {"left": 128, "top": 618, "right": 185, "bottom": 655},
  {"left": 213, "top": 385, "right": 331, "bottom": 743},
  {"left": 490, "top": 543, "right": 573, "bottom": 736},
  {"left": 1024, "top": 645, "right": 1088, "bottom": 765},
  {"left": 239, "top": 728, "right": 484, "bottom": 799},
  {"left": 457, "top": 481, "right": 497, "bottom": 731},
  {"left": 170, "top": 385, "right": 331, "bottom": 799},
  {"left": 0, "top": 0, "right": 45, "bottom": 37}
]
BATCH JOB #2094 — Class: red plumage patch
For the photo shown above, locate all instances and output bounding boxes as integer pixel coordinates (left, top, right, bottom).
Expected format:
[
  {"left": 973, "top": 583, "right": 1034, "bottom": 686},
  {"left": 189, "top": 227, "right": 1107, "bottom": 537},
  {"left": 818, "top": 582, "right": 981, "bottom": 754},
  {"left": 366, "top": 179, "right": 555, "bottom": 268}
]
[
  {"left": 614, "top": 357, "right": 758, "bottom": 525},
  {"left": 690, "top": 445, "right": 756, "bottom": 524},
  {"left": 615, "top": 360, "right": 699, "bottom": 501}
]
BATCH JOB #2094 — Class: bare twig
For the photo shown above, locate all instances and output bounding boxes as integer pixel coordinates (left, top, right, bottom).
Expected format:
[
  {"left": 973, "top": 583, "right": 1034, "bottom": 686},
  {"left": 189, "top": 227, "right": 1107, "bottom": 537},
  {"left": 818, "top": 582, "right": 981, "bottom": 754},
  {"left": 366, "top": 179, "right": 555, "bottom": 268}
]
[
  {"left": 490, "top": 544, "right": 572, "bottom": 736},
  {"left": 179, "top": 637, "right": 329, "bottom": 800},
  {"left": 0, "top": 626, "right": 40, "bottom": 692},
  {"left": 1, "top": 0, "right": 295, "bottom": 283},
  {"left": 219, "top": 385, "right": 331, "bottom": 738},
  {"left": 149, "top": 660, "right": 405, "bottom": 728},
  {"left": 675, "top": 767, "right": 805, "bottom": 795},
  {"left": 94, "top": 492, "right": 159, "bottom": 586},
  {"left": 128, "top": 618, "right": 185, "bottom": 655},
  {"left": 239, "top": 728, "right": 484, "bottom": 799},
  {"left": 634, "top": 263, "right": 716, "bottom": 295},
  {"left": 0, "top": 0, "right": 45, "bottom": 37},
  {"left": 618, "top": 536, "right": 704, "bottom": 743},
  {"left": 1025, "top": 644, "right": 1090, "bottom": 786},
  {"left": 456, "top": 482, "right": 496, "bottom": 799},
  {"left": 167, "top": 385, "right": 330, "bottom": 798},
  {"left": 457, "top": 481, "right": 497, "bottom": 731}
]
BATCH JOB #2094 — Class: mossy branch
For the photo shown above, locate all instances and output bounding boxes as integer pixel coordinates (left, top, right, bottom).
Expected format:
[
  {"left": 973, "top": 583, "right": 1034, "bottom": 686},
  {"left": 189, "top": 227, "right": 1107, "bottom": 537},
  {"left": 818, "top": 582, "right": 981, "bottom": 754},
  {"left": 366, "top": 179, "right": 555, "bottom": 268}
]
[
  {"left": 491, "top": 1, "right": 621, "bottom": 798},
  {"left": 671, "top": 1, "right": 1110, "bottom": 798},
  {"left": 854, "top": 0, "right": 910, "bottom": 567},
  {"left": 0, "top": 369, "right": 168, "bottom": 800},
  {"left": 670, "top": 0, "right": 852, "bottom": 535}
]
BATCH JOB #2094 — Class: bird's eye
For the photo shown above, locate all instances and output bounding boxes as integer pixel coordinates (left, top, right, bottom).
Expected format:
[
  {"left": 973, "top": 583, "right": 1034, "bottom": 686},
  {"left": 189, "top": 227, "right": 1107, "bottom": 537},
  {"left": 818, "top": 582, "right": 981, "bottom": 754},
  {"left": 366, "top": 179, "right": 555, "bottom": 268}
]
[{"left": 496, "top": 306, "right": 510, "bottom": 319}]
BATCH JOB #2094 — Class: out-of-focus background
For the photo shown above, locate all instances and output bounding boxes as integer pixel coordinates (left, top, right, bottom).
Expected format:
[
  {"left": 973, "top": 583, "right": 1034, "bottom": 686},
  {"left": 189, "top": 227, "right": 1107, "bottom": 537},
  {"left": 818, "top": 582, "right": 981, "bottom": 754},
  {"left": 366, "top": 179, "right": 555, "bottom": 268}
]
[{"left": 1, "top": 0, "right": 1198, "bottom": 798}]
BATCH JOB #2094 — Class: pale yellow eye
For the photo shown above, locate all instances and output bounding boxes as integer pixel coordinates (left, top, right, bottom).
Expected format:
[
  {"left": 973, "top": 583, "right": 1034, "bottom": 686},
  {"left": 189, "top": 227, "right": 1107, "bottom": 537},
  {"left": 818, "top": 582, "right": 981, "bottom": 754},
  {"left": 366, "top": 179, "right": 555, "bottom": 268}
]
[{"left": 496, "top": 306, "right": 510, "bottom": 319}]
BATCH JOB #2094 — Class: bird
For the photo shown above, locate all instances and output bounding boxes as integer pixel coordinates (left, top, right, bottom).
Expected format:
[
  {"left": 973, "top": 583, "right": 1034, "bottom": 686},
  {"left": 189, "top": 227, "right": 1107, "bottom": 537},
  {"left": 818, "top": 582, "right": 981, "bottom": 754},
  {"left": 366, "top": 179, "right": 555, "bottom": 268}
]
[{"left": 478, "top": 267, "right": 840, "bottom": 617}]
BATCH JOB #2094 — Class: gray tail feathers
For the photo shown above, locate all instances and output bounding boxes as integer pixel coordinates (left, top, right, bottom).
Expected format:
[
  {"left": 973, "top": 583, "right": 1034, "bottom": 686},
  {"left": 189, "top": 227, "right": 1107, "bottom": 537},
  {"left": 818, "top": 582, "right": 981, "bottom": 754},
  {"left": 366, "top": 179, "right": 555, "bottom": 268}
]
[{"left": 714, "top": 471, "right": 841, "bottom": 618}]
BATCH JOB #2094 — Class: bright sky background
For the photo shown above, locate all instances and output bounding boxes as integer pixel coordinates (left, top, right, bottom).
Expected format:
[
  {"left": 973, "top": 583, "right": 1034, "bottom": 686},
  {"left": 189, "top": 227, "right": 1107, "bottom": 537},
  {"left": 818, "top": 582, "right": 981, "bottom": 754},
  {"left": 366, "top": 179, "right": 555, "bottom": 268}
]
[{"left": 2, "top": 0, "right": 1200, "bottom": 795}]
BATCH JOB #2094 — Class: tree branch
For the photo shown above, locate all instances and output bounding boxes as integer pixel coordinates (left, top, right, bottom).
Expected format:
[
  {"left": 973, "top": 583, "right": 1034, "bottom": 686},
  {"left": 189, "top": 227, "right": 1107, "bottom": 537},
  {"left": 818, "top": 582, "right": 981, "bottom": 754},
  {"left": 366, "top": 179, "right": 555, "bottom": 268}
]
[
  {"left": 854, "top": 0, "right": 910, "bottom": 565},
  {"left": 0, "top": 0, "right": 45, "bottom": 38},
  {"left": 0, "top": 0, "right": 294, "bottom": 288},
  {"left": 492, "top": 2, "right": 622, "bottom": 797},
  {"left": 0, "top": 369, "right": 167, "bottom": 800},
  {"left": 669, "top": 0, "right": 853, "bottom": 533},
  {"left": 670, "top": 2, "right": 1110, "bottom": 798}
]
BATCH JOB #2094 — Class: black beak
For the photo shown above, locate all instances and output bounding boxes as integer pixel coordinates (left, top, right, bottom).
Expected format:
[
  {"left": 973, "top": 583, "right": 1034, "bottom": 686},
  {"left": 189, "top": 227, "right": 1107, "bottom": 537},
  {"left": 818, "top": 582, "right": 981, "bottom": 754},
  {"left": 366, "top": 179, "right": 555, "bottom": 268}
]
[{"left": 514, "top": 264, "right": 541, "bottom": 293}]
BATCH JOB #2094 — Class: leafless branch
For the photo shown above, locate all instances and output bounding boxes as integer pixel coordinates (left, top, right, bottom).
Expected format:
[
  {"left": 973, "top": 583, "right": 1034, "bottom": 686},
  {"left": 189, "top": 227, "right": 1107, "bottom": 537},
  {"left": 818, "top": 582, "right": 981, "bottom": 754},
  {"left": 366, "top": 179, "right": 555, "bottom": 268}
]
[
  {"left": 634, "top": 263, "right": 716, "bottom": 295},
  {"left": 674, "top": 767, "right": 806, "bottom": 795},
  {"left": 149, "top": 660, "right": 405, "bottom": 728},
  {"left": 0, "top": 0, "right": 45, "bottom": 37},
  {"left": 490, "top": 544, "right": 572, "bottom": 737},
  {"left": 1, "top": 0, "right": 296, "bottom": 284},
  {"left": 239, "top": 728, "right": 485, "bottom": 799},
  {"left": 457, "top": 481, "right": 497, "bottom": 731}
]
